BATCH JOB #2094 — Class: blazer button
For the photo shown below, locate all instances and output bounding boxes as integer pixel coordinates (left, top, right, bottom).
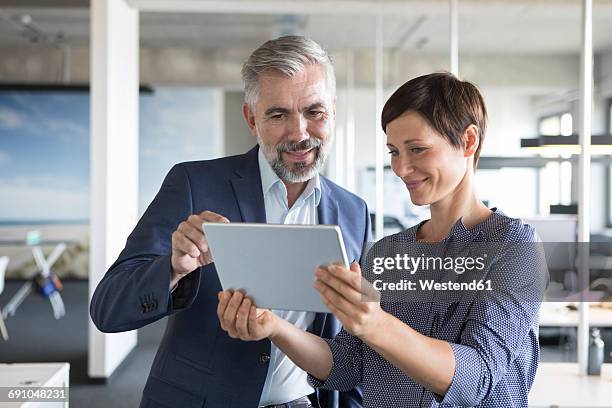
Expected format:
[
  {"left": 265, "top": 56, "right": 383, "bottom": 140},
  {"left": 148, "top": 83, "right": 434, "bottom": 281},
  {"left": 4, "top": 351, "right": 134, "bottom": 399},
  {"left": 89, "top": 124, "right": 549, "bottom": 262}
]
[{"left": 259, "top": 352, "right": 270, "bottom": 364}]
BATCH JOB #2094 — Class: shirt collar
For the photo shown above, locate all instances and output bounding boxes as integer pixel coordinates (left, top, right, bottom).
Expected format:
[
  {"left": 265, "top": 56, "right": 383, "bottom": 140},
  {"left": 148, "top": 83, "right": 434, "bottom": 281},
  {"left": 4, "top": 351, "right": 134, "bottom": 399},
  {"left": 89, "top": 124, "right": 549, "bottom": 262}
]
[
  {"left": 411, "top": 207, "right": 499, "bottom": 242},
  {"left": 258, "top": 148, "right": 321, "bottom": 206}
]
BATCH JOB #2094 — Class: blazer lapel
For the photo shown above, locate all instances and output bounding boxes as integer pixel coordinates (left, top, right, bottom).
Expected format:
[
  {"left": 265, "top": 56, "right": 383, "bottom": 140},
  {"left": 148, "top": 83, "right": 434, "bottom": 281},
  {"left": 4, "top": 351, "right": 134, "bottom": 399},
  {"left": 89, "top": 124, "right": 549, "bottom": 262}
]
[
  {"left": 317, "top": 178, "right": 339, "bottom": 226},
  {"left": 230, "top": 146, "right": 267, "bottom": 223}
]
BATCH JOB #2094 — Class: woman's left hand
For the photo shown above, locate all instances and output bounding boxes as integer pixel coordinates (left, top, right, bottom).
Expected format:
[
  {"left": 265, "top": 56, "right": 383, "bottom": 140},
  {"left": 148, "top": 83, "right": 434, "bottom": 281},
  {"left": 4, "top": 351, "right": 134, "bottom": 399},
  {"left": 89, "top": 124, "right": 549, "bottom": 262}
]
[{"left": 314, "top": 262, "right": 386, "bottom": 341}]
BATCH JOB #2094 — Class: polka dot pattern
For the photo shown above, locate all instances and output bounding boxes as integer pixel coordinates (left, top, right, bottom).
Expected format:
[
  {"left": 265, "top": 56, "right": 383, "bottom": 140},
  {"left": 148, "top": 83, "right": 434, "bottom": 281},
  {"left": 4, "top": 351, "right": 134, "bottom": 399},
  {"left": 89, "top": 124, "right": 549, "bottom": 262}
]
[{"left": 308, "top": 208, "right": 544, "bottom": 407}]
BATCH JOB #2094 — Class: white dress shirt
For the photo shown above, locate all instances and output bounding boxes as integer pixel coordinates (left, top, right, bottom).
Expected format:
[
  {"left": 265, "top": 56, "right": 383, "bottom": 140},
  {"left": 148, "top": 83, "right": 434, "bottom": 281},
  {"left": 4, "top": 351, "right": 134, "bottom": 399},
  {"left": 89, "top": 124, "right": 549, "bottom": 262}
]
[{"left": 257, "top": 148, "right": 320, "bottom": 407}]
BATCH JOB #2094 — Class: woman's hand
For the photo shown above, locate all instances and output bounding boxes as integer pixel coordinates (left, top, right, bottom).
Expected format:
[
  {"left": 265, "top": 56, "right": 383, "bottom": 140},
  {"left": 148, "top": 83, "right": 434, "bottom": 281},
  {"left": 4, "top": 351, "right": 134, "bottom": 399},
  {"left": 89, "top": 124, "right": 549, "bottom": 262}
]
[
  {"left": 217, "top": 290, "right": 278, "bottom": 341},
  {"left": 314, "top": 262, "right": 386, "bottom": 341}
]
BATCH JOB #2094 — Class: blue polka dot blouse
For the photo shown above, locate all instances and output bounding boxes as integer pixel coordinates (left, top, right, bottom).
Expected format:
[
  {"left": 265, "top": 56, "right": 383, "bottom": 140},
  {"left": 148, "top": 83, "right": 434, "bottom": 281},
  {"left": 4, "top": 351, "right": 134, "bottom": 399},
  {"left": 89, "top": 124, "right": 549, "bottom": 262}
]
[{"left": 309, "top": 208, "right": 546, "bottom": 407}]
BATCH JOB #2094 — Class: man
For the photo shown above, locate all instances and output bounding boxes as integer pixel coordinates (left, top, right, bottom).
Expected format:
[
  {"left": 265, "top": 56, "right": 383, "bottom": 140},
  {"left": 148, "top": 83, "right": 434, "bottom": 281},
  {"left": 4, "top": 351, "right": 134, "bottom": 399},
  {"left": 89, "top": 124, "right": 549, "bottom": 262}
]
[{"left": 90, "top": 36, "right": 370, "bottom": 408}]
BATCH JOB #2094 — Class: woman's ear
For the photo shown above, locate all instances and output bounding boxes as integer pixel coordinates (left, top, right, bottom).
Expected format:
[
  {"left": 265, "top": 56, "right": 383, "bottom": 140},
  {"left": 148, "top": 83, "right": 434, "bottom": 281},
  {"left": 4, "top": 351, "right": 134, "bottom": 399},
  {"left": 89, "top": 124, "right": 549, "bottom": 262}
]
[{"left": 463, "top": 125, "right": 479, "bottom": 158}]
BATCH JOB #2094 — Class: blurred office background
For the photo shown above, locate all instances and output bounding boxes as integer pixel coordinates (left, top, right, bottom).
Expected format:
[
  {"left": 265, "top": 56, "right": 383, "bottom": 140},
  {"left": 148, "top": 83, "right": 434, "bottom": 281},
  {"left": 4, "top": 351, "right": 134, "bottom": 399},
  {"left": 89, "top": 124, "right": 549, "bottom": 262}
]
[{"left": 0, "top": 0, "right": 611, "bottom": 407}]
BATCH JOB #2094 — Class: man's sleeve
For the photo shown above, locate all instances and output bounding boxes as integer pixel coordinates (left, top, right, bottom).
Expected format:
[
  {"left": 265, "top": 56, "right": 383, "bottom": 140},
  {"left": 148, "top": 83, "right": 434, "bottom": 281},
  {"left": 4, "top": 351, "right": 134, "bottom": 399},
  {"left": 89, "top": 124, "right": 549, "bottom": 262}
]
[{"left": 90, "top": 164, "right": 203, "bottom": 333}]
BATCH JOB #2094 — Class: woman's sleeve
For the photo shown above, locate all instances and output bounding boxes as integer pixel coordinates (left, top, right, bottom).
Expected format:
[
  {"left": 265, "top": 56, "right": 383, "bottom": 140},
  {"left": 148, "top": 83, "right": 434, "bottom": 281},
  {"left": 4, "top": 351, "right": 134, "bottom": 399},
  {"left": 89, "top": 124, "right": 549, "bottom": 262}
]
[
  {"left": 308, "top": 328, "right": 364, "bottom": 392},
  {"left": 437, "top": 233, "right": 548, "bottom": 406}
]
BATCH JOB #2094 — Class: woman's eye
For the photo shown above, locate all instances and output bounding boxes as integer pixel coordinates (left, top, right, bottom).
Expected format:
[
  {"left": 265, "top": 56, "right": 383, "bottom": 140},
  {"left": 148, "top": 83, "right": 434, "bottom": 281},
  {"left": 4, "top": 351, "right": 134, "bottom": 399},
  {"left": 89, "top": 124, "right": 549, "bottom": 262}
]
[
  {"left": 410, "top": 147, "right": 426, "bottom": 154},
  {"left": 388, "top": 150, "right": 398, "bottom": 157}
]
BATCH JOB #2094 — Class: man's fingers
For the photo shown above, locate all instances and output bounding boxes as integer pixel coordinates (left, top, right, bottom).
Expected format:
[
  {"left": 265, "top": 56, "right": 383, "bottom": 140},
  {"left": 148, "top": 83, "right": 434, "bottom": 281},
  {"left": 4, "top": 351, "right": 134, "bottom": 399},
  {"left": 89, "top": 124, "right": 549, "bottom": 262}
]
[
  {"left": 185, "top": 214, "right": 205, "bottom": 232},
  {"left": 248, "top": 306, "right": 260, "bottom": 330},
  {"left": 222, "top": 290, "right": 244, "bottom": 337},
  {"left": 235, "top": 297, "right": 252, "bottom": 339},
  {"left": 200, "top": 210, "right": 230, "bottom": 224},
  {"left": 216, "top": 290, "right": 232, "bottom": 331},
  {"left": 172, "top": 231, "right": 200, "bottom": 258},
  {"left": 177, "top": 217, "right": 208, "bottom": 252}
]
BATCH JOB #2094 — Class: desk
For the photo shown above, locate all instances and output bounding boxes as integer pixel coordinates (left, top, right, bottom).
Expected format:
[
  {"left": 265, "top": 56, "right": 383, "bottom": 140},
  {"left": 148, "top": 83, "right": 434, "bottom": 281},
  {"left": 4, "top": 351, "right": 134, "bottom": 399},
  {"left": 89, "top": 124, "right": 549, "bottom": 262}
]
[
  {"left": 0, "top": 363, "right": 69, "bottom": 408},
  {"left": 530, "top": 363, "right": 612, "bottom": 407},
  {"left": 539, "top": 303, "right": 612, "bottom": 327}
]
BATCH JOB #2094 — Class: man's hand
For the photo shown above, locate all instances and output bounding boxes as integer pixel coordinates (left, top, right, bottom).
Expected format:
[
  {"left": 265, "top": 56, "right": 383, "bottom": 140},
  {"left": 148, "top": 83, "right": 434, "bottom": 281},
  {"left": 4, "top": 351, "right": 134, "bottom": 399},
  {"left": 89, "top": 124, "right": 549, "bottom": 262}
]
[
  {"left": 313, "top": 262, "right": 385, "bottom": 341},
  {"left": 170, "top": 210, "right": 229, "bottom": 289},
  {"left": 217, "top": 290, "right": 278, "bottom": 341}
]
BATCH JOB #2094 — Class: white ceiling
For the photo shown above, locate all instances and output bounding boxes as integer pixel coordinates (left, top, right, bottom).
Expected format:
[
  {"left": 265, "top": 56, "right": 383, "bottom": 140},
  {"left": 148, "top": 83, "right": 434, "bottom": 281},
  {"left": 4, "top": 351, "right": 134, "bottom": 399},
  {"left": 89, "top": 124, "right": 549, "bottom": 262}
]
[{"left": 0, "top": 1, "right": 612, "bottom": 54}]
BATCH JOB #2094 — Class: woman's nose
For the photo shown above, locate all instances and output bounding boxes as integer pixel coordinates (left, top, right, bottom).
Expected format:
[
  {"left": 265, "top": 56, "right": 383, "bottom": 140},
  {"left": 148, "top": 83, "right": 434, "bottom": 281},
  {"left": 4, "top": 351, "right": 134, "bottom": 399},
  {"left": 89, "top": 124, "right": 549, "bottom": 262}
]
[{"left": 393, "top": 155, "right": 414, "bottom": 178}]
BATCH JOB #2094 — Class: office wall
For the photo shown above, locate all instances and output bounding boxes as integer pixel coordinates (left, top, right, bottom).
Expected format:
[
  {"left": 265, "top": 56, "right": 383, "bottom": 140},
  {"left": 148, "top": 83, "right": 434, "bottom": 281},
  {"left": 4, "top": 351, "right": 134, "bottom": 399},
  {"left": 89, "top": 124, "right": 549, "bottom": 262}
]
[
  {"left": 224, "top": 90, "right": 256, "bottom": 156},
  {"left": 2, "top": 44, "right": 609, "bottom": 230},
  {"left": 0, "top": 46, "right": 582, "bottom": 88}
]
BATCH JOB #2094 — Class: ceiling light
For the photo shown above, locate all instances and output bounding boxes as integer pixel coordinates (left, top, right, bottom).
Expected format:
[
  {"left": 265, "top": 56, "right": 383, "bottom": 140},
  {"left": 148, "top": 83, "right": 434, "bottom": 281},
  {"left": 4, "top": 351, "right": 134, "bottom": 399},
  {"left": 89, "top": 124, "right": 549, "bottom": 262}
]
[{"left": 520, "top": 135, "right": 612, "bottom": 155}]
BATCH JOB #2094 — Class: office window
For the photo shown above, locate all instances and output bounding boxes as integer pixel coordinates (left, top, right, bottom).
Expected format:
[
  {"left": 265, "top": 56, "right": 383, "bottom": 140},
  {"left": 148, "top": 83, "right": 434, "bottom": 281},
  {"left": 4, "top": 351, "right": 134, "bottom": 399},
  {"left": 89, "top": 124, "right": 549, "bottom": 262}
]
[{"left": 0, "top": 86, "right": 222, "bottom": 223}]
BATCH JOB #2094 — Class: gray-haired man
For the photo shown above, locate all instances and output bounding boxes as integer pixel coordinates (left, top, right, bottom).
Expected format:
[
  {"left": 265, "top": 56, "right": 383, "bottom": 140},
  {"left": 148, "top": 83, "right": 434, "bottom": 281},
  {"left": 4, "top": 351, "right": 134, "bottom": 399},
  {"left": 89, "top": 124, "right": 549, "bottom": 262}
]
[{"left": 91, "top": 36, "right": 370, "bottom": 408}]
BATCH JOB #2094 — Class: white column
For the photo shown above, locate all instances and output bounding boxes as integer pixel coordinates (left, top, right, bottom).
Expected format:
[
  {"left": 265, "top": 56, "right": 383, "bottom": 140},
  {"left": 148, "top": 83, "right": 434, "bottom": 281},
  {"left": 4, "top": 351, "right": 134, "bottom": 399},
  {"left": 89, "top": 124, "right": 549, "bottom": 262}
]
[
  {"left": 577, "top": 0, "right": 592, "bottom": 376},
  {"left": 88, "top": 0, "right": 139, "bottom": 379},
  {"left": 449, "top": 0, "right": 459, "bottom": 76},
  {"left": 375, "top": 14, "right": 384, "bottom": 240},
  {"left": 345, "top": 50, "right": 356, "bottom": 193}
]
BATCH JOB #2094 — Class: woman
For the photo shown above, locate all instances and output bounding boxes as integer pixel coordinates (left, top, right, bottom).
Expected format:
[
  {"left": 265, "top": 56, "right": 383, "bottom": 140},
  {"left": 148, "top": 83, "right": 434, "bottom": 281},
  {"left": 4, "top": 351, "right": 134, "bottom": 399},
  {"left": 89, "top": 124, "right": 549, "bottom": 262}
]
[{"left": 217, "top": 72, "right": 546, "bottom": 407}]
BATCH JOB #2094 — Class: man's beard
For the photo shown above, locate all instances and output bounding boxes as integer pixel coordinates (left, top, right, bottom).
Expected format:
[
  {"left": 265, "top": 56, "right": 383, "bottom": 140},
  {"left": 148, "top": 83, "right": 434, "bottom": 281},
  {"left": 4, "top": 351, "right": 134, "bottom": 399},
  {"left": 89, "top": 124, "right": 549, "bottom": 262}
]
[{"left": 257, "top": 135, "right": 331, "bottom": 183}]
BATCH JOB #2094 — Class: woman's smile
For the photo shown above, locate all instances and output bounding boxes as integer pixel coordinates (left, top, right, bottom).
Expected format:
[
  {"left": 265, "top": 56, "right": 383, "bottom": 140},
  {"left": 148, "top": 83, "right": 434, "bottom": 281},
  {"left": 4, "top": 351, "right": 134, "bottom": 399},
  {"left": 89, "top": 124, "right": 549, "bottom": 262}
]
[{"left": 403, "top": 177, "right": 428, "bottom": 190}]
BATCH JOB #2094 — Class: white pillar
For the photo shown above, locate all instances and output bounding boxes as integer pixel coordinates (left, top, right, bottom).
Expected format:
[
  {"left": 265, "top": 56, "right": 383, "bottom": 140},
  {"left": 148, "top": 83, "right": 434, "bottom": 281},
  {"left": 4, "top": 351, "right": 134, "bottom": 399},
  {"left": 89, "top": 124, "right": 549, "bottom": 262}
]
[
  {"left": 88, "top": 0, "right": 139, "bottom": 379},
  {"left": 577, "top": 0, "right": 592, "bottom": 377},
  {"left": 449, "top": 0, "right": 459, "bottom": 76},
  {"left": 375, "top": 14, "right": 384, "bottom": 240},
  {"left": 345, "top": 50, "right": 356, "bottom": 193}
]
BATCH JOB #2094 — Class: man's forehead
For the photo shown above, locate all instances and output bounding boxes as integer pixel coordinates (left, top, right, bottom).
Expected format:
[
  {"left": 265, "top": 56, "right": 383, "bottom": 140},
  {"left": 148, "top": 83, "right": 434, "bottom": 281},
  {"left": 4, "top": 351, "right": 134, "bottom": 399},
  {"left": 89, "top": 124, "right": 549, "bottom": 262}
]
[
  {"left": 259, "top": 93, "right": 331, "bottom": 109},
  {"left": 257, "top": 77, "right": 332, "bottom": 108}
]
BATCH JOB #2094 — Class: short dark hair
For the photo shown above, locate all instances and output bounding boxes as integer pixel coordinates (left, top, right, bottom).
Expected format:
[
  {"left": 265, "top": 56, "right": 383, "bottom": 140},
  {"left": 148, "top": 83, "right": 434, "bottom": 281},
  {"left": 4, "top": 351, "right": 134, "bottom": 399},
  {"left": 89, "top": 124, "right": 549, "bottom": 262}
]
[{"left": 381, "top": 72, "right": 488, "bottom": 167}]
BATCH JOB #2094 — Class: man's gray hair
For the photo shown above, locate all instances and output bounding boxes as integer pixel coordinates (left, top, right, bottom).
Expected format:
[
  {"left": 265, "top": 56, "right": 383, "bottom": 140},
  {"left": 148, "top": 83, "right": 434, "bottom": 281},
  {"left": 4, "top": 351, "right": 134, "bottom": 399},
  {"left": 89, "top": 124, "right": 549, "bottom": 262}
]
[{"left": 241, "top": 35, "right": 336, "bottom": 109}]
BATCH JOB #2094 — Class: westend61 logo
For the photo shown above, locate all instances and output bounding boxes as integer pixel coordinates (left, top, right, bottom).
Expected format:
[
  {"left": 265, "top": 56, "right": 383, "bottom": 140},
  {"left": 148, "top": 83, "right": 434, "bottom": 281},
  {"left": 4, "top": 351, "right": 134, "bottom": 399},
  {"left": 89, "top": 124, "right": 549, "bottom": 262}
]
[{"left": 371, "top": 253, "right": 487, "bottom": 275}]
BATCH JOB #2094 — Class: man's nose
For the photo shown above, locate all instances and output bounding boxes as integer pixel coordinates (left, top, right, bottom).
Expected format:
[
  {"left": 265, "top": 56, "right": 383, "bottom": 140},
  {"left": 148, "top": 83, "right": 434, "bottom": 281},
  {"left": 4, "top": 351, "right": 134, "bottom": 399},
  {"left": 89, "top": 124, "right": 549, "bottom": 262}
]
[{"left": 286, "top": 114, "right": 309, "bottom": 142}]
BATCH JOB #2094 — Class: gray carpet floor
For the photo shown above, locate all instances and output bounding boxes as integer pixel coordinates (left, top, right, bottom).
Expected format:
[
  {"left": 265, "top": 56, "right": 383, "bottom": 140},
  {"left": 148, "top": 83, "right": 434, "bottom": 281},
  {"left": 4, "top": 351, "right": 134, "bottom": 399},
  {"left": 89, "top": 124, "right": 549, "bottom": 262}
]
[{"left": 0, "top": 280, "right": 165, "bottom": 408}]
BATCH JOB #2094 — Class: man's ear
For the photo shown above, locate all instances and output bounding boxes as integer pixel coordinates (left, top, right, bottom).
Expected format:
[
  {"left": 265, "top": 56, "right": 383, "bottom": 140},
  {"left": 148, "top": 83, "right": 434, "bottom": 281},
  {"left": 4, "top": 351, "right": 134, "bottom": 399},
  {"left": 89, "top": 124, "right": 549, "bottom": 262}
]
[
  {"left": 463, "top": 124, "right": 479, "bottom": 158},
  {"left": 242, "top": 102, "right": 257, "bottom": 138}
]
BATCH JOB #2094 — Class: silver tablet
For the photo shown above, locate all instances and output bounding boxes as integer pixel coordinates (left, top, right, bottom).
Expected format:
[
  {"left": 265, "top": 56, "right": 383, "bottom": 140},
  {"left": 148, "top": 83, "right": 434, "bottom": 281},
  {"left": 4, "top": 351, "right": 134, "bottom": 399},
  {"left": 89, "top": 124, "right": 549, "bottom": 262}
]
[{"left": 204, "top": 223, "right": 349, "bottom": 313}]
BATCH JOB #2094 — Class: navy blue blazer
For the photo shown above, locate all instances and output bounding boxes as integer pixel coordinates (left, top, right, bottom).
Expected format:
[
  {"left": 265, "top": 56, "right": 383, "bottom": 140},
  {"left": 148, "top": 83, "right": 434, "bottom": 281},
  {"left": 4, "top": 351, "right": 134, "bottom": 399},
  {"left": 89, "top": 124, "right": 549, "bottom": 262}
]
[{"left": 90, "top": 146, "right": 371, "bottom": 408}]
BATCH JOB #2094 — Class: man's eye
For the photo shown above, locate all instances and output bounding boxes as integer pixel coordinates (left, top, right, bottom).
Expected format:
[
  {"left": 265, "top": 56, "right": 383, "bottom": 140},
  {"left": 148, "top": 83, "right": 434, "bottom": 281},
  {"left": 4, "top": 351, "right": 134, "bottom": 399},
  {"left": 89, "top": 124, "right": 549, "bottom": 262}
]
[
  {"left": 270, "top": 114, "right": 285, "bottom": 120},
  {"left": 309, "top": 111, "right": 324, "bottom": 118},
  {"left": 388, "top": 150, "right": 398, "bottom": 157}
]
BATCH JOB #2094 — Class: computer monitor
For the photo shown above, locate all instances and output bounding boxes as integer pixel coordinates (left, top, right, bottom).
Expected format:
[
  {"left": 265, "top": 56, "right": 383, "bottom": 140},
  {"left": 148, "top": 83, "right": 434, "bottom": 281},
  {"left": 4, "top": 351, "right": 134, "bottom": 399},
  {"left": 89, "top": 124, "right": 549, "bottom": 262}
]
[
  {"left": 523, "top": 216, "right": 577, "bottom": 275},
  {"left": 524, "top": 216, "right": 577, "bottom": 243}
]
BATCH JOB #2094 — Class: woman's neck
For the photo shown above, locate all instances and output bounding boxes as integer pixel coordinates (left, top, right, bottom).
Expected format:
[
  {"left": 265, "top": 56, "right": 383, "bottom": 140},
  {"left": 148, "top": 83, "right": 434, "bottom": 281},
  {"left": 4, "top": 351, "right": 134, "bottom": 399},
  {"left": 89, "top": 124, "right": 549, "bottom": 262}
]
[{"left": 416, "top": 173, "right": 491, "bottom": 242}]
